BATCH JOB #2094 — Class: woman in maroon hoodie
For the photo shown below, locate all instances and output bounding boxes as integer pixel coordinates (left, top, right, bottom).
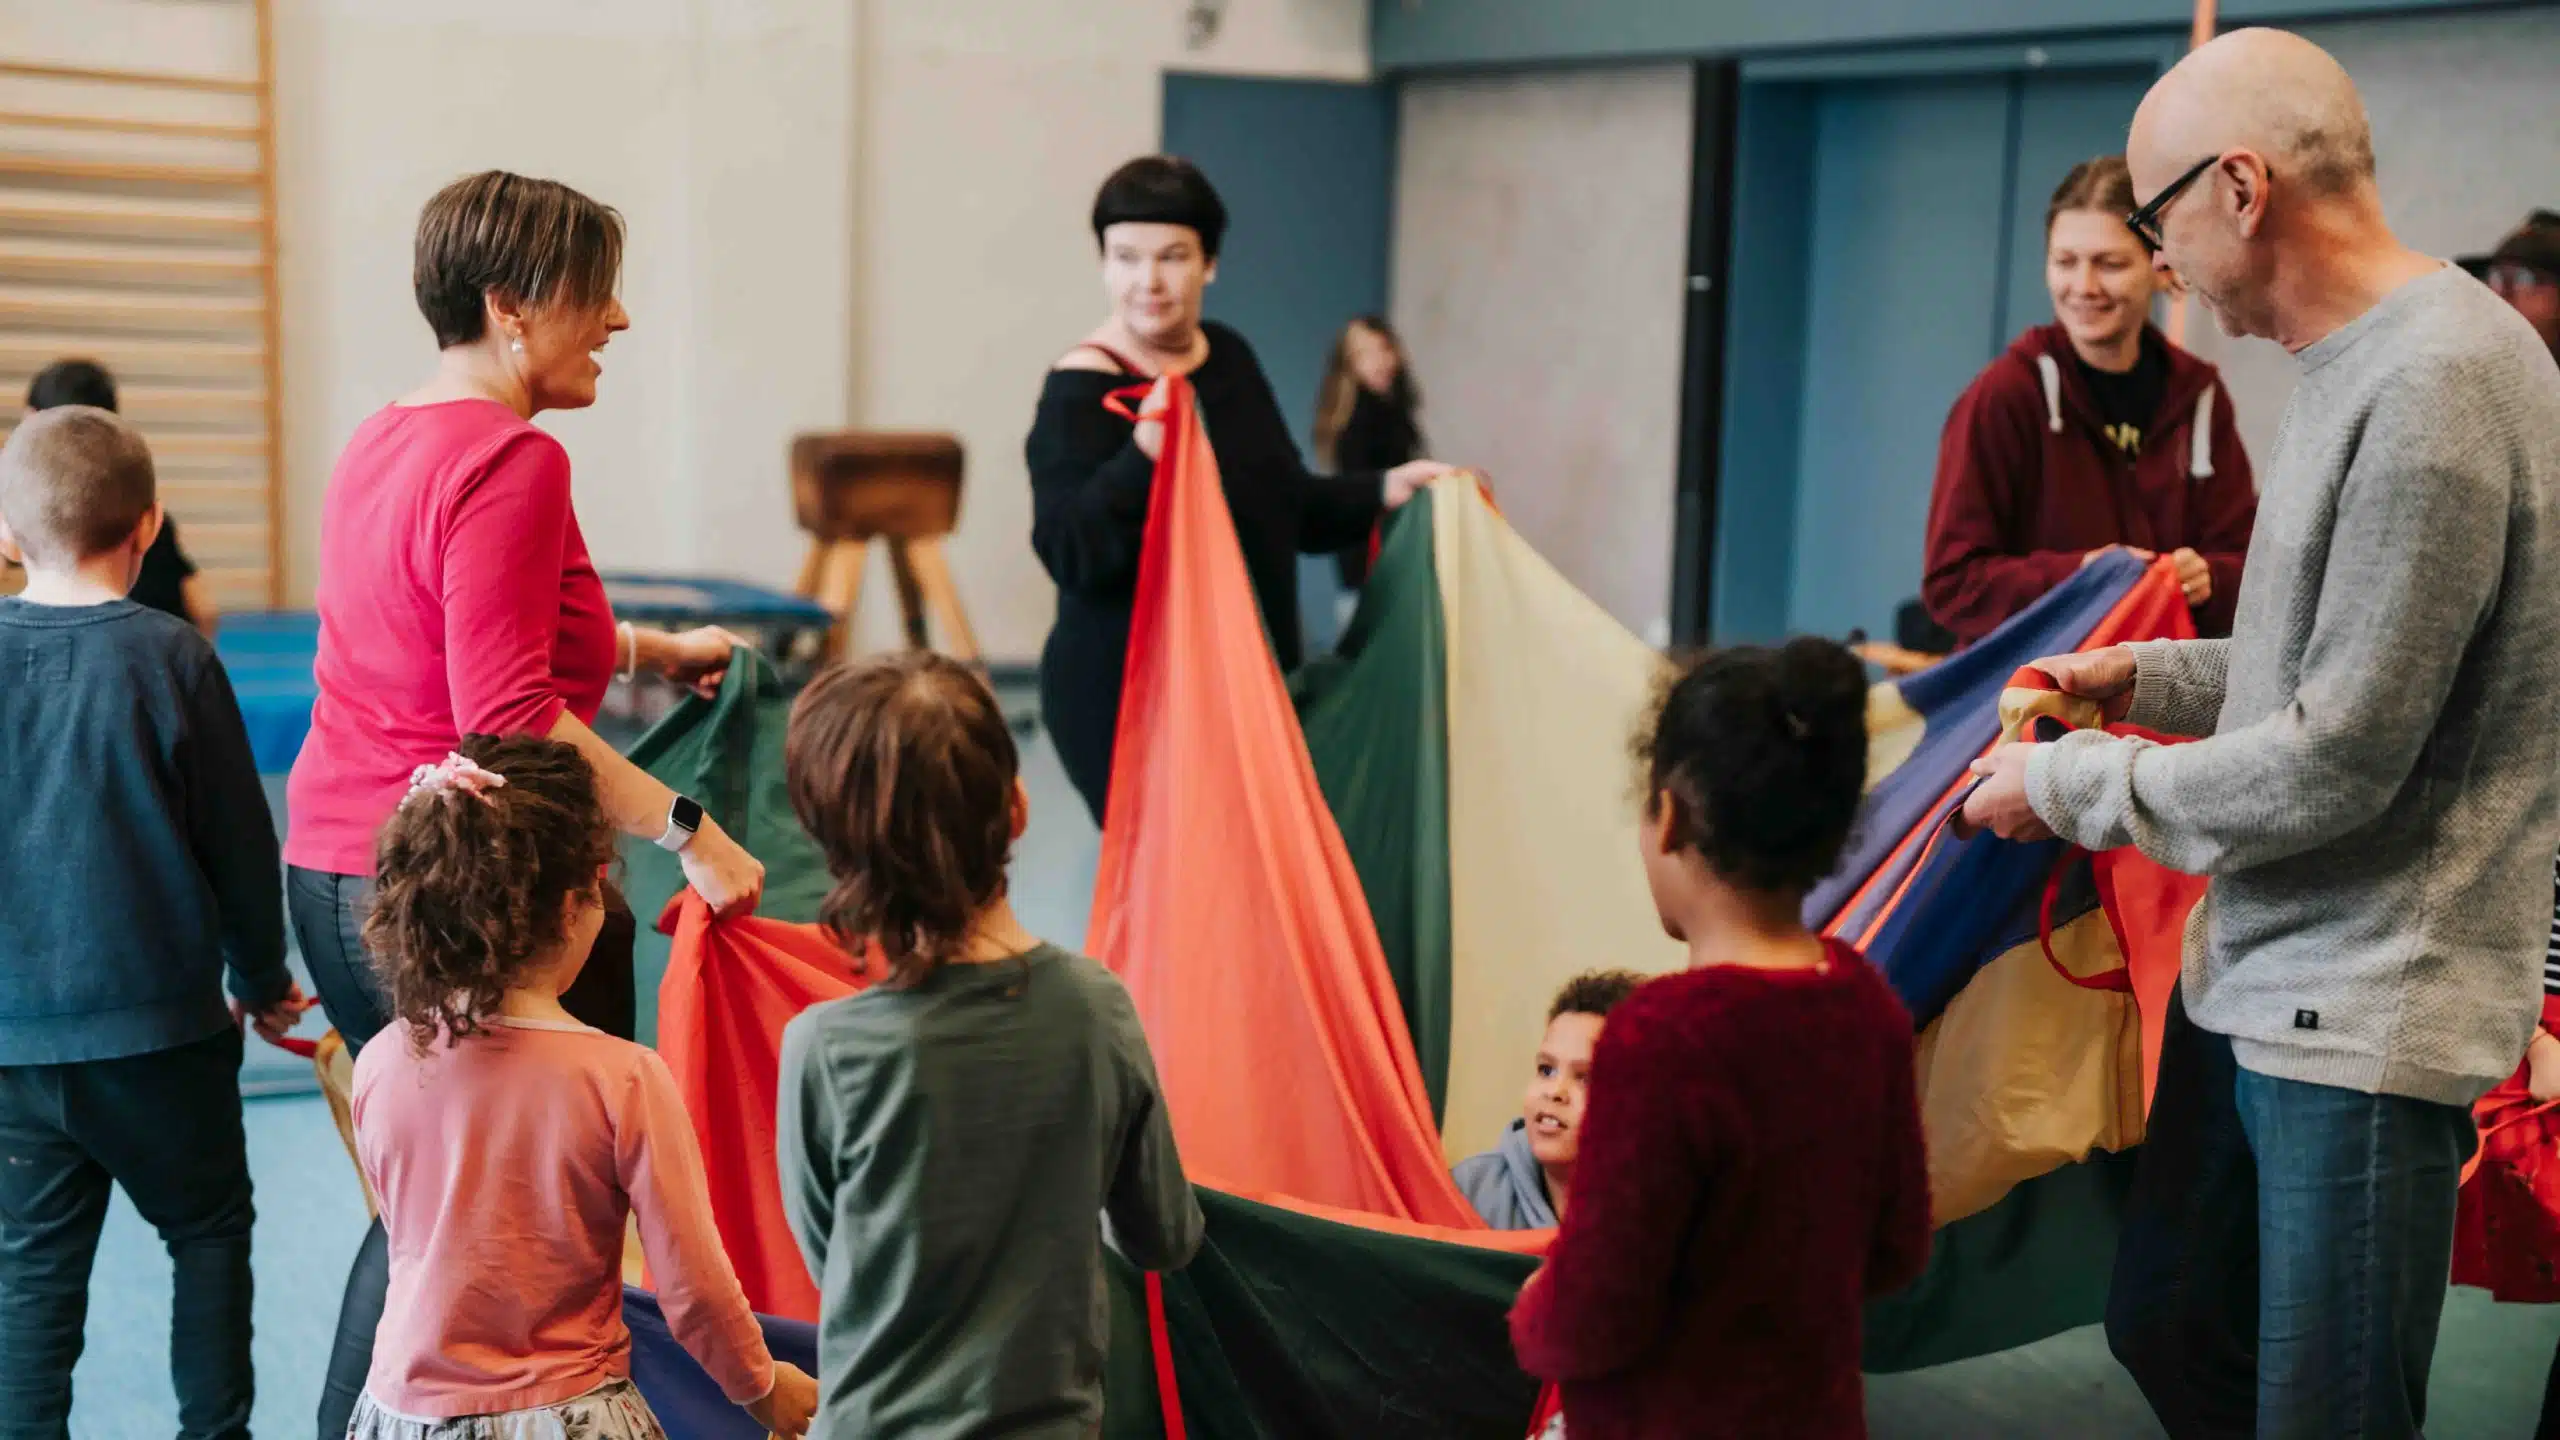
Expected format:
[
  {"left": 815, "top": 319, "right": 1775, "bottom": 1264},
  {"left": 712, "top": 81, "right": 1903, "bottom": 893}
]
[
  {"left": 1922, "top": 155, "right": 2256, "bottom": 644},
  {"left": 1511, "top": 638, "right": 1931, "bottom": 1438}
]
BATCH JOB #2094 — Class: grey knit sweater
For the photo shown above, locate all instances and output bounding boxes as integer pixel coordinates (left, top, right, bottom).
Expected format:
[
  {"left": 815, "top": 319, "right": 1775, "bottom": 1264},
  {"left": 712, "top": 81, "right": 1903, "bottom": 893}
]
[{"left": 2028, "top": 266, "right": 2560, "bottom": 1107}]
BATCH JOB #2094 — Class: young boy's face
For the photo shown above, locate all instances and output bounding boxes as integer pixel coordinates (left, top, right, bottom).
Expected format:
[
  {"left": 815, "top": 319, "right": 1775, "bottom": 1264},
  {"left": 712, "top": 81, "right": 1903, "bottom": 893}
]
[{"left": 1522, "top": 1010, "right": 1607, "bottom": 1172}]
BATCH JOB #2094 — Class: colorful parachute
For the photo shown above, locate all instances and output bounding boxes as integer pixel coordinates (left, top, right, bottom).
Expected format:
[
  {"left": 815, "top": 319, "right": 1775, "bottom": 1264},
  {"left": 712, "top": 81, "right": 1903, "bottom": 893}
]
[
  {"left": 628, "top": 379, "right": 2203, "bottom": 1431},
  {"left": 1828, "top": 551, "right": 2202, "bottom": 1368}
]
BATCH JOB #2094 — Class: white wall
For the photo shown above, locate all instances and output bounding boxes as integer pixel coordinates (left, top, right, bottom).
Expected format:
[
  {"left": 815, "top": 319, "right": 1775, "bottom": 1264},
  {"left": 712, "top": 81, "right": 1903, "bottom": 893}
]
[
  {"left": 7, "top": 0, "right": 1367, "bottom": 659},
  {"left": 850, "top": 0, "right": 1370, "bottom": 657},
  {"left": 2181, "top": 8, "right": 2560, "bottom": 468},
  {"left": 264, "top": 0, "right": 856, "bottom": 604},
  {"left": 1390, "top": 67, "right": 1694, "bottom": 644}
]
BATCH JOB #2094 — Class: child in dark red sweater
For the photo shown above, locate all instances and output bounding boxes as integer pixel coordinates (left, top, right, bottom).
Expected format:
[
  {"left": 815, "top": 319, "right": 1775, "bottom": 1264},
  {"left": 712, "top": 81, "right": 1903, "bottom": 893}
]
[{"left": 1510, "top": 637, "right": 1932, "bottom": 1439}]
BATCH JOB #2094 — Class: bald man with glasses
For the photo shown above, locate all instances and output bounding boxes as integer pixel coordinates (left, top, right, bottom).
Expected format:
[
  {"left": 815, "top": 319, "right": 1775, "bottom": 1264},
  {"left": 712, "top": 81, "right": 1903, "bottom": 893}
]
[{"left": 1965, "top": 28, "right": 2560, "bottom": 1438}]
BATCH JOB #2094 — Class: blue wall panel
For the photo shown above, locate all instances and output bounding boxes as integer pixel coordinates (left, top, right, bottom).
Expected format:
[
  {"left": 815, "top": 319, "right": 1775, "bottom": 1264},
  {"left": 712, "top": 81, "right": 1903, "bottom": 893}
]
[
  {"left": 1711, "top": 61, "right": 2164, "bottom": 646},
  {"left": 1161, "top": 74, "right": 1396, "bottom": 435},
  {"left": 1785, "top": 75, "right": 2012, "bottom": 644},
  {"left": 1161, "top": 73, "right": 1397, "bottom": 653},
  {"left": 1710, "top": 82, "right": 1816, "bottom": 645},
  {"left": 1376, "top": 0, "right": 2507, "bottom": 71},
  {"left": 1994, "top": 69, "right": 2163, "bottom": 346}
]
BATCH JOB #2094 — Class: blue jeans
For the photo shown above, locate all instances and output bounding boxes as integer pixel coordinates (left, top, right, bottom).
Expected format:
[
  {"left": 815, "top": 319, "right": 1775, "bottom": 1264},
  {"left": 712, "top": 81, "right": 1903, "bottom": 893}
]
[
  {"left": 2107, "top": 988, "right": 2476, "bottom": 1438},
  {"left": 0, "top": 1028, "right": 256, "bottom": 1440}
]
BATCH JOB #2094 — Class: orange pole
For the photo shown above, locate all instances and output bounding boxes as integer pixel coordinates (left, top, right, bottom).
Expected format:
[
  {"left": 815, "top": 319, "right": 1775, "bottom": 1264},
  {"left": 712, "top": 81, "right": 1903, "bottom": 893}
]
[{"left": 2165, "top": 0, "right": 2218, "bottom": 345}]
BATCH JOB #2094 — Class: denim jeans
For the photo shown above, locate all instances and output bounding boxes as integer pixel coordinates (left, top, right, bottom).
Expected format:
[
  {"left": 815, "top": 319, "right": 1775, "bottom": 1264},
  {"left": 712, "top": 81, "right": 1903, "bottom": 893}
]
[
  {"left": 288, "top": 865, "right": 638, "bottom": 1440},
  {"left": 0, "top": 1028, "right": 255, "bottom": 1440},
  {"left": 289, "top": 867, "right": 392, "bottom": 1055},
  {"left": 2107, "top": 987, "right": 2476, "bottom": 1438}
]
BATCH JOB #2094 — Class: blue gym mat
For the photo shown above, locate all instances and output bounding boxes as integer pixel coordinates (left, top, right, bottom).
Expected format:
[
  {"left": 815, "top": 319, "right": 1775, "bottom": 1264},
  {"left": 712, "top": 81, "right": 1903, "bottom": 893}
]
[
  {"left": 599, "top": 572, "right": 832, "bottom": 628},
  {"left": 216, "top": 611, "right": 323, "bottom": 776},
  {"left": 214, "top": 576, "right": 834, "bottom": 776}
]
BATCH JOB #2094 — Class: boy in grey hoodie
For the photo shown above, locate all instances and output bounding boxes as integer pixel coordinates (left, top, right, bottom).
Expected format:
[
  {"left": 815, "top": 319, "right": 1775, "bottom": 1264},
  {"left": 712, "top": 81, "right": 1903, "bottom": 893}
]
[{"left": 1453, "top": 971, "right": 1644, "bottom": 1229}]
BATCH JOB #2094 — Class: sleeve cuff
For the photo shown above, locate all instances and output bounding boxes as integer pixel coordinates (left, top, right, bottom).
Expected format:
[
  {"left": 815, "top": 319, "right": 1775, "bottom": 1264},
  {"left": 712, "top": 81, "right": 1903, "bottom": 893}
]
[
  {"left": 2024, "top": 741, "right": 2065, "bottom": 833},
  {"left": 225, "top": 966, "right": 292, "bottom": 1012},
  {"left": 723, "top": 1352, "right": 778, "bottom": 1408},
  {"left": 461, "top": 691, "right": 569, "bottom": 742},
  {"left": 2120, "top": 642, "right": 2181, "bottom": 733},
  {"left": 2025, "top": 730, "right": 2116, "bottom": 851}
]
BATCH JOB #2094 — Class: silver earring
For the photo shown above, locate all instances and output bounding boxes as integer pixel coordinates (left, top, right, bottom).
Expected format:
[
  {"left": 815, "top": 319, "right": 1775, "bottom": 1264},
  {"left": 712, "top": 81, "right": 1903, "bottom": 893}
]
[{"left": 510, "top": 336, "right": 524, "bottom": 355}]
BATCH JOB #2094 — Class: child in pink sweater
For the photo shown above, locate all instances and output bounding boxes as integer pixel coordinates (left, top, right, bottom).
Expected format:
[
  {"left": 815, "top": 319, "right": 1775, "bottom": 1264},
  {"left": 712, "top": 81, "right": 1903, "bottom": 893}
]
[{"left": 349, "top": 734, "right": 815, "bottom": 1438}]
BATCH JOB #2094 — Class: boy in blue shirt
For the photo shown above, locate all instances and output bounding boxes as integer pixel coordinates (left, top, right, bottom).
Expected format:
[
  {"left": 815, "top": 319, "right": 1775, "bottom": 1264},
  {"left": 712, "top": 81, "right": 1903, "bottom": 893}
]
[{"left": 0, "top": 405, "right": 306, "bottom": 1437}]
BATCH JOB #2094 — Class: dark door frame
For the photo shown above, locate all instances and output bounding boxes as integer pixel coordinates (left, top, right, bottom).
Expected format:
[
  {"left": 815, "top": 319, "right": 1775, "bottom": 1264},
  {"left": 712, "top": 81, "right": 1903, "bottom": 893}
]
[
  {"left": 1669, "top": 59, "right": 1741, "bottom": 647},
  {"left": 1665, "top": 34, "right": 2182, "bottom": 644}
]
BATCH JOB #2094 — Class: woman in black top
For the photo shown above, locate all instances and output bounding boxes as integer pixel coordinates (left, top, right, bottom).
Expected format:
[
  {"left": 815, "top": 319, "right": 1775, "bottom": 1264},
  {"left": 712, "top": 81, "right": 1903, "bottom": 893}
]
[
  {"left": 1311, "top": 315, "right": 1425, "bottom": 589},
  {"left": 1029, "top": 157, "right": 1452, "bottom": 822}
]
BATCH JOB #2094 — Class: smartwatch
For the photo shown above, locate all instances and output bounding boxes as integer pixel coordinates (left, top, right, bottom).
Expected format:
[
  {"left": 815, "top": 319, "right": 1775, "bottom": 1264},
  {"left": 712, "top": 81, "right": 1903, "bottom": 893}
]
[{"left": 656, "top": 794, "right": 704, "bottom": 853}]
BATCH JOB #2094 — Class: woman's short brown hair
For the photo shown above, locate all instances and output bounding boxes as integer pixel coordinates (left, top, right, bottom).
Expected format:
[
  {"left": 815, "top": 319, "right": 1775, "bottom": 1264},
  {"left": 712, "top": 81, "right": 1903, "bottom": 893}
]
[
  {"left": 413, "top": 170, "right": 624, "bottom": 349},
  {"left": 785, "top": 653, "right": 1019, "bottom": 989},
  {"left": 364, "top": 734, "right": 617, "bottom": 1052},
  {"left": 2045, "top": 155, "right": 2139, "bottom": 239}
]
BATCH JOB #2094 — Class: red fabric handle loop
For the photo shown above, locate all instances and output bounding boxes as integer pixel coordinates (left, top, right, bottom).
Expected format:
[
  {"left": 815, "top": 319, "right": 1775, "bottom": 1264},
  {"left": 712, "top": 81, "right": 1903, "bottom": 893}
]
[
  {"left": 2464, "top": 1096, "right": 2560, "bottom": 1187},
  {"left": 257, "top": 1030, "right": 320, "bottom": 1058},
  {"left": 1103, "top": 383, "right": 1155, "bottom": 423},
  {"left": 2038, "top": 847, "right": 2133, "bottom": 992}
]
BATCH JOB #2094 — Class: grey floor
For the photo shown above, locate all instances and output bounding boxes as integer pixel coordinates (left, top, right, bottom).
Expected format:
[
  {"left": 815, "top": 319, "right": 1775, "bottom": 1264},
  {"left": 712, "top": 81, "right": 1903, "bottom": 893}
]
[{"left": 74, "top": 697, "right": 2560, "bottom": 1437}]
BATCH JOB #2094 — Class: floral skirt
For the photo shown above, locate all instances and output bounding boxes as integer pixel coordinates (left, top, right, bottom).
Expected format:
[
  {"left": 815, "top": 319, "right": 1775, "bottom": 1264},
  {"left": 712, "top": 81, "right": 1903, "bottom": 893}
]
[{"left": 348, "top": 1380, "right": 668, "bottom": 1440}]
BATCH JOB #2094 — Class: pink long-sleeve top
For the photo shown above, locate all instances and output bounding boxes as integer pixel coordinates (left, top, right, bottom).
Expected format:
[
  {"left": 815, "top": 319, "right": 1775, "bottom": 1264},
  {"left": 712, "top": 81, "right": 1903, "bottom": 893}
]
[
  {"left": 285, "top": 399, "right": 616, "bottom": 875},
  {"left": 352, "top": 1016, "right": 775, "bottom": 1417}
]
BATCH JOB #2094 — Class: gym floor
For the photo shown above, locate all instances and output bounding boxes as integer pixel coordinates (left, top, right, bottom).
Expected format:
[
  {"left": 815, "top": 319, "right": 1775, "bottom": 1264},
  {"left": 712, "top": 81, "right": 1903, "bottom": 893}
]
[{"left": 70, "top": 696, "right": 2560, "bottom": 1438}]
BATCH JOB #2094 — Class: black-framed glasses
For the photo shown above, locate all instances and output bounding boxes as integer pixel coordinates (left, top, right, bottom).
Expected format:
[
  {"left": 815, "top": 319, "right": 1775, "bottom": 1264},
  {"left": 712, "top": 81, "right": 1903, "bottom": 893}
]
[{"left": 2125, "top": 155, "right": 2220, "bottom": 253}]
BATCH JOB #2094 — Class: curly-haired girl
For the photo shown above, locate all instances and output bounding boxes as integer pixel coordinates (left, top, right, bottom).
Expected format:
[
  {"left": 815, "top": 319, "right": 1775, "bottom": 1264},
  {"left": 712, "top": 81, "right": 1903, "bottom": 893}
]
[
  {"left": 349, "top": 733, "right": 814, "bottom": 1440},
  {"left": 1511, "top": 638, "right": 1932, "bottom": 1439}
]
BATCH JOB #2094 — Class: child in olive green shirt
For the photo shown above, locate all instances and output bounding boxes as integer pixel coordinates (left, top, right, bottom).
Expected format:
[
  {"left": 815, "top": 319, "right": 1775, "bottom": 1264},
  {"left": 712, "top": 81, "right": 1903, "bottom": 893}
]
[{"left": 776, "top": 654, "right": 1202, "bottom": 1439}]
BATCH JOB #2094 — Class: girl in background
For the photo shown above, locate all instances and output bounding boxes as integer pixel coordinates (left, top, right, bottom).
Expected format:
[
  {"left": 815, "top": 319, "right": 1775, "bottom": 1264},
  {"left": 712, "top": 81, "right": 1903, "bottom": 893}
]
[
  {"left": 1311, "top": 315, "right": 1426, "bottom": 590},
  {"left": 351, "top": 734, "right": 814, "bottom": 1440},
  {"left": 1511, "top": 639, "right": 1931, "bottom": 1439}
]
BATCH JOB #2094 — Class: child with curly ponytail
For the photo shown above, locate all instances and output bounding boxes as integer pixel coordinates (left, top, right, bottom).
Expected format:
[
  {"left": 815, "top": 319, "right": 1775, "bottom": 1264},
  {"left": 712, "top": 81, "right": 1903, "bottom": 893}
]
[
  {"left": 1510, "top": 638, "right": 1933, "bottom": 1438},
  {"left": 349, "top": 733, "right": 814, "bottom": 1440}
]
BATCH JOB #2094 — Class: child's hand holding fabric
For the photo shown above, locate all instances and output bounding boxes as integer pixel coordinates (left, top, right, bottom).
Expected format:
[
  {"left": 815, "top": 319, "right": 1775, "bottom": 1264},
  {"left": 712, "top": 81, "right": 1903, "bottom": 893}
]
[
  {"left": 747, "top": 1362, "right": 818, "bottom": 1437},
  {"left": 2527, "top": 1029, "right": 2560, "bottom": 1104}
]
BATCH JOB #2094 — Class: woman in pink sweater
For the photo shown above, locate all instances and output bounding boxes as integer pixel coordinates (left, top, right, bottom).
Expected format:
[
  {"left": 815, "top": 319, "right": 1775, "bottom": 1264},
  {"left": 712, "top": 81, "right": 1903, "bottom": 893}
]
[
  {"left": 350, "top": 734, "right": 815, "bottom": 1439},
  {"left": 288, "top": 170, "right": 768, "bottom": 1440}
]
